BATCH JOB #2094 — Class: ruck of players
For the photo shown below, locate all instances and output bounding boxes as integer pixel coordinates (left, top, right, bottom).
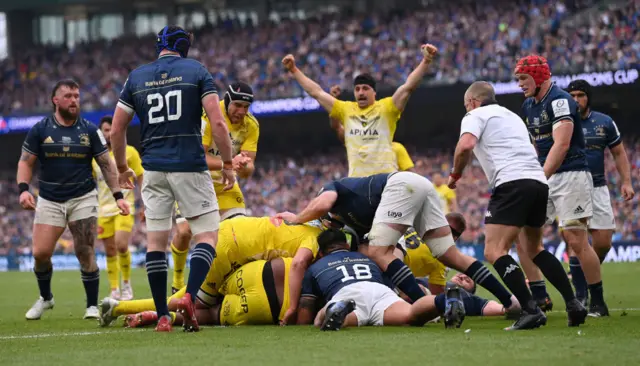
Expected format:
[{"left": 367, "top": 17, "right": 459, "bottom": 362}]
[{"left": 16, "top": 25, "right": 634, "bottom": 333}]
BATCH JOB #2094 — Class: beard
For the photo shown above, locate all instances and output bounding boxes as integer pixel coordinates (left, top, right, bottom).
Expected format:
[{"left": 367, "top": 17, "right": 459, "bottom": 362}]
[{"left": 58, "top": 105, "right": 80, "bottom": 121}]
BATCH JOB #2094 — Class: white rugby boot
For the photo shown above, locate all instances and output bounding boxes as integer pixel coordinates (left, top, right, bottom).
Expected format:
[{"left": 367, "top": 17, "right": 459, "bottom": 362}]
[{"left": 25, "top": 296, "right": 55, "bottom": 320}]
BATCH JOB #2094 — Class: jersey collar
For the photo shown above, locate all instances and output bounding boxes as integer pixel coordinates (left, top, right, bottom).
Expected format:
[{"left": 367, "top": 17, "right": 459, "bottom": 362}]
[
  {"left": 158, "top": 54, "right": 180, "bottom": 59},
  {"left": 535, "top": 82, "right": 555, "bottom": 105},
  {"left": 329, "top": 249, "right": 350, "bottom": 254},
  {"left": 52, "top": 114, "right": 79, "bottom": 128}
]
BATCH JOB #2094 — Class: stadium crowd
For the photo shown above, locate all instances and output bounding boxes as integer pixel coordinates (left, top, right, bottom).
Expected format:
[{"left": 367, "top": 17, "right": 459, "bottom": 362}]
[
  {"left": 1, "top": 0, "right": 639, "bottom": 114},
  {"left": 1, "top": 141, "right": 638, "bottom": 256}
]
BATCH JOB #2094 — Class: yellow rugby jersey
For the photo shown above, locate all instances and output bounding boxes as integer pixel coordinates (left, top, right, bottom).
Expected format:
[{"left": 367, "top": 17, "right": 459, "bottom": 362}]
[
  {"left": 434, "top": 184, "right": 456, "bottom": 215},
  {"left": 330, "top": 97, "right": 402, "bottom": 177},
  {"left": 92, "top": 146, "right": 143, "bottom": 217},
  {"left": 392, "top": 142, "right": 414, "bottom": 171},
  {"left": 403, "top": 231, "right": 447, "bottom": 286},
  {"left": 201, "top": 101, "right": 259, "bottom": 185}
]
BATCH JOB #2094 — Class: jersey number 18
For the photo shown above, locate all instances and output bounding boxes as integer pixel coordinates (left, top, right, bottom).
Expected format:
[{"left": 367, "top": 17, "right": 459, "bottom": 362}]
[
  {"left": 147, "top": 90, "right": 182, "bottom": 124},
  {"left": 336, "top": 264, "right": 372, "bottom": 282}
]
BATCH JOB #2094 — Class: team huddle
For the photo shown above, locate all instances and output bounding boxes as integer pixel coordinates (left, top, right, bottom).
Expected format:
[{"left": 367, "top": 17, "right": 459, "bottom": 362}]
[{"left": 17, "top": 25, "right": 633, "bottom": 332}]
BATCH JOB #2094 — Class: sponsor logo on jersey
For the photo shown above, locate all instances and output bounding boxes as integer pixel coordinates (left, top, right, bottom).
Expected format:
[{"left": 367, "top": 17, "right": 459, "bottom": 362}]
[{"left": 43, "top": 136, "right": 54, "bottom": 144}]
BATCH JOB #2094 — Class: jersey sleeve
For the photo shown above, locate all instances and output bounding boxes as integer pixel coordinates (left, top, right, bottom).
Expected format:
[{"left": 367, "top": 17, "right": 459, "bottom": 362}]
[
  {"left": 117, "top": 76, "right": 135, "bottom": 114},
  {"left": 392, "top": 142, "right": 414, "bottom": 171},
  {"left": 380, "top": 97, "right": 402, "bottom": 126},
  {"left": 22, "top": 123, "right": 41, "bottom": 156},
  {"left": 197, "top": 64, "right": 217, "bottom": 100},
  {"left": 241, "top": 117, "right": 259, "bottom": 152},
  {"left": 127, "top": 146, "right": 144, "bottom": 177},
  {"left": 320, "top": 181, "right": 338, "bottom": 194},
  {"left": 459, "top": 112, "right": 486, "bottom": 139},
  {"left": 548, "top": 97, "right": 575, "bottom": 127},
  {"left": 300, "top": 269, "right": 318, "bottom": 298},
  {"left": 89, "top": 124, "right": 109, "bottom": 157},
  {"left": 298, "top": 236, "right": 319, "bottom": 258},
  {"left": 329, "top": 100, "right": 348, "bottom": 123},
  {"left": 606, "top": 119, "right": 622, "bottom": 148},
  {"left": 201, "top": 113, "right": 212, "bottom": 147}
]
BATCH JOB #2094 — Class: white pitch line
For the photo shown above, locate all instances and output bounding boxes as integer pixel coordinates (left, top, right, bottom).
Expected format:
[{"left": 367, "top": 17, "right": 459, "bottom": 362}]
[
  {"left": 550, "top": 307, "right": 640, "bottom": 313},
  {"left": 0, "top": 329, "right": 145, "bottom": 340}
]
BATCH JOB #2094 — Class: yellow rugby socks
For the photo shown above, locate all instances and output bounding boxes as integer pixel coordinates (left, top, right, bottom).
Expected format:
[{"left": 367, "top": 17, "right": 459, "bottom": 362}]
[
  {"left": 171, "top": 243, "right": 188, "bottom": 290},
  {"left": 106, "top": 256, "right": 119, "bottom": 290},
  {"left": 119, "top": 250, "right": 132, "bottom": 283}
]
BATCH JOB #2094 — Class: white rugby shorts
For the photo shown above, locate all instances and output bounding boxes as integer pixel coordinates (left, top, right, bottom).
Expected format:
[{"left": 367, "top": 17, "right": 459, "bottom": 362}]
[
  {"left": 142, "top": 171, "right": 218, "bottom": 220},
  {"left": 589, "top": 185, "right": 615, "bottom": 230},
  {"left": 327, "top": 281, "right": 403, "bottom": 326},
  {"left": 34, "top": 190, "right": 98, "bottom": 227},
  {"left": 545, "top": 170, "right": 593, "bottom": 227}
]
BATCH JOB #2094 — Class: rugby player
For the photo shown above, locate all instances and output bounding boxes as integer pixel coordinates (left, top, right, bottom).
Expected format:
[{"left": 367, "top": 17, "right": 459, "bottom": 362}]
[
  {"left": 170, "top": 82, "right": 259, "bottom": 293},
  {"left": 432, "top": 173, "right": 458, "bottom": 214},
  {"left": 99, "top": 216, "right": 321, "bottom": 326},
  {"left": 276, "top": 172, "right": 517, "bottom": 324},
  {"left": 109, "top": 25, "right": 235, "bottom": 332},
  {"left": 93, "top": 116, "right": 144, "bottom": 300},
  {"left": 282, "top": 44, "right": 437, "bottom": 178},
  {"left": 514, "top": 55, "right": 609, "bottom": 317},
  {"left": 19, "top": 79, "right": 130, "bottom": 320},
  {"left": 565, "top": 79, "right": 634, "bottom": 310},
  {"left": 449, "top": 81, "right": 586, "bottom": 330}
]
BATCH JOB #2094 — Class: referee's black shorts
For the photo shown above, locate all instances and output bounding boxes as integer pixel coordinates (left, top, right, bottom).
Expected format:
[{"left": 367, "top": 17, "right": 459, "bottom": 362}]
[{"left": 485, "top": 179, "right": 548, "bottom": 228}]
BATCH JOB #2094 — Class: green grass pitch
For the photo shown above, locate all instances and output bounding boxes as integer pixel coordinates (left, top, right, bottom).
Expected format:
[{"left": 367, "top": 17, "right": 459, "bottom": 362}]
[{"left": 1, "top": 263, "right": 639, "bottom": 366}]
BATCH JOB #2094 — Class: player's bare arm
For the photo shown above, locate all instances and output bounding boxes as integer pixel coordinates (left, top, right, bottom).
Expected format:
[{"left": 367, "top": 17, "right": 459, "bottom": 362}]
[
  {"left": 203, "top": 93, "right": 235, "bottom": 190},
  {"left": 543, "top": 121, "right": 573, "bottom": 178},
  {"left": 111, "top": 105, "right": 135, "bottom": 188},
  {"left": 296, "top": 295, "right": 319, "bottom": 325},
  {"left": 68, "top": 217, "right": 99, "bottom": 272},
  {"left": 448, "top": 133, "right": 478, "bottom": 188},
  {"left": 17, "top": 150, "right": 37, "bottom": 210},
  {"left": 277, "top": 191, "right": 338, "bottom": 224},
  {"left": 95, "top": 153, "right": 130, "bottom": 216},
  {"left": 391, "top": 44, "right": 438, "bottom": 112},
  {"left": 328, "top": 85, "right": 345, "bottom": 142},
  {"left": 283, "top": 248, "right": 315, "bottom": 325},
  {"left": 282, "top": 54, "right": 336, "bottom": 113},
  {"left": 610, "top": 142, "right": 635, "bottom": 200}
]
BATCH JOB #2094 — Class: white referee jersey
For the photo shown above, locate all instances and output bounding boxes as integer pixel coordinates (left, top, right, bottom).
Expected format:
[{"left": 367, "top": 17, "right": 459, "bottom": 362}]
[{"left": 459, "top": 103, "right": 547, "bottom": 188}]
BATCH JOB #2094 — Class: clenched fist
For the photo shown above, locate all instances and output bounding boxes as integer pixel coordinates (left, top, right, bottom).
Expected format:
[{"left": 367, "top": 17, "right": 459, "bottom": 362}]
[
  {"left": 282, "top": 54, "right": 296, "bottom": 72},
  {"left": 330, "top": 85, "right": 342, "bottom": 98},
  {"left": 421, "top": 44, "right": 438, "bottom": 63}
]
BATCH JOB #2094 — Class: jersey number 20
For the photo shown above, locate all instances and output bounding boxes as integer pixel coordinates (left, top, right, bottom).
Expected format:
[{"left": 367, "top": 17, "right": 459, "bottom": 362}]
[
  {"left": 336, "top": 264, "right": 372, "bottom": 282},
  {"left": 147, "top": 90, "right": 182, "bottom": 124}
]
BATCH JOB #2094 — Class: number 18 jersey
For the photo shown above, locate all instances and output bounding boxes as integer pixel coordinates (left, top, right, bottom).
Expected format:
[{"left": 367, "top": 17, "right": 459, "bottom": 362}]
[{"left": 117, "top": 54, "right": 217, "bottom": 172}]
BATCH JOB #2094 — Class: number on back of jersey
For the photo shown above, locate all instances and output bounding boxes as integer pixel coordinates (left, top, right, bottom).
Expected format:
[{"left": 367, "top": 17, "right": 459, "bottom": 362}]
[{"left": 336, "top": 264, "right": 372, "bottom": 282}]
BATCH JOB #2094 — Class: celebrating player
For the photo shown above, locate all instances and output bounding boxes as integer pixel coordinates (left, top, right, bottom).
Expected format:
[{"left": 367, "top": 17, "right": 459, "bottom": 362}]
[
  {"left": 109, "top": 25, "right": 235, "bottom": 332},
  {"left": 565, "top": 79, "right": 634, "bottom": 309},
  {"left": 93, "top": 116, "right": 144, "bottom": 301},
  {"left": 276, "top": 171, "right": 517, "bottom": 323},
  {"left": 18, "top": 79, "right": 129, "bottom": 320},
  {"left": 514, "top": 55, "right": 609, "bottom": 317},
  {"left": 282, "top": 44, "right": 437, "bottom": 178},
  {"left": 170, "top": 82, "right": 259, "bottom": 293},
  {"left": 449, "top": 81, "right": 586, "bottom": 330}
]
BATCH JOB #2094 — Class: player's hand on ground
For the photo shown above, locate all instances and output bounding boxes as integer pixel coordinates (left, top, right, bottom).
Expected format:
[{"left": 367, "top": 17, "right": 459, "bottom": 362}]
[
  {"left": 274, "top": 211, "right": 297, "bottom": 222},
  {"left": 221, "top": 167, "right": 236, "bottom": 191},
  {"left": 421, "top": 44, "right": 438, "bottom": 63},
  {"left": 280, "top": 307, "right": 297, "bottom": 326},
  {"left": 330, "top": 85, "right": 342, "bottom": 98},
  {"left": 621, "top": 183, "right": 635, "bottom": 201},
  {"left": 282, "top": 54, "right": 296, "bottom": 72},
  {"left": 116, "top": 199, "right": 131, "bottom": 216},
  {"left": 118, "top": 168, "right": 136, "bottom": 190},
  {"left": 19, "top": 191, "right": 36, "bottom": 210}
]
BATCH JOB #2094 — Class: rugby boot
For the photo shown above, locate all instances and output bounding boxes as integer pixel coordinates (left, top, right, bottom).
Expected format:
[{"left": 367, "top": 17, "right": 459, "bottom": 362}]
[
  {"left": 536, "top": 296, "right": 553, "bottom": 312},
  {"left": 99, "top": 297, "right": 119, "bottom": 327},
  {"left": 25, "top": 296, "right": 55, "bottom": 320},
  {"left": 444, "top": 285, "right": 466, "bottom": 329},
  {"left": 588, "top": 302, "right": 610, "bottom": 318},
  {"left": 505, "top": 308, "right": 547, "bottom": 331},
  {"left": 321, "top": 300, "right": 356, "bottom": 331},
  {"left": 120, "top": 283, "right": 134, "bottom": 301},
  {"left": 566, "top": 298, "right": 588, "bottom": 327},
  {"left": 176, "top": 293, "right": 199, "bottom": 332},
  {"left": 125, "top": 311, "right": 158, "bottom": 328},
  {"left": 155, "top": 315, "right": 173, "bottom": 332}
]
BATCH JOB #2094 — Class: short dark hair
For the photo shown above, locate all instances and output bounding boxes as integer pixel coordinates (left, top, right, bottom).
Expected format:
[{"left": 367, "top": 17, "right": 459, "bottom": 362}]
[
  {"left": 51, "top": 79, "right": 80, "bottom": 111},
  {"left": 99, "top": 116, "right": 113, "bottom": 129},
  {"left": 317, "top": 229, "right": 349, "bottom": 255}
]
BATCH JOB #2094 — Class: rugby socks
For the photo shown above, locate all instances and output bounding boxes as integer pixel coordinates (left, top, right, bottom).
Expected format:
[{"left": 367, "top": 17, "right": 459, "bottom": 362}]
[
  {"left": 119, "top": 251, "right": 132, "bottom": 283},
  {"left": 171, "top": 242, "right": 189, "bottom": 290},
  {"left": 464, "top": 260, "right": 513, "bottom": 308},
  {"left": 588, "top": 281, "right": 605, "bottom": 306},
  {"left": 385, "top": 259, "right": 425, "bottom": 302},
  {"left": 81, "top": 270, "right": 100, "bottom": 307},
  {"left": 434, "top": 293, "right": 446, "bottom": 313},
  {"left": 34, "top": 266, "right": 53, "bottom": 301},
  {"left": 528, "top": 280, "right": 549, "bottom": 301},
  {"left": 106, "top": 256, "right": 119, "bottom": 290},
  {"left": 114, "top": 298, "right": 156, "bottom": 317},
  {"left": 146, "top": 251, "right": 170, "bottom": 317},
  {"left": 185, "top": 243, "right": 216, "bottom": 303},
  {"left": 532, "top": 251, "right": 576, "bottom": 303},
  {"left": 494, "top": 255, "right": 536, "bottom": 313},
  {"left": 568, "top": 256, "right": 588, "bottom": 301}
]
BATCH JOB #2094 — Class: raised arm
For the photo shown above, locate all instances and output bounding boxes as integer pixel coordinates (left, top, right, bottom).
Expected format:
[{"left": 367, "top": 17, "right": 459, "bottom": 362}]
[
  {"left": 391, "top": 44, "right": 438, "bottom": 112},
  {"left": 282, "top": 54, "right": 336, "bottom": 113}
]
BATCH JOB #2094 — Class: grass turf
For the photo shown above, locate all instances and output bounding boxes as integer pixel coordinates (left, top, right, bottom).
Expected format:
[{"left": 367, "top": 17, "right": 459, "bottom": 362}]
[{"left": 0, "top": 262, "right": 639, "bottom": 366}]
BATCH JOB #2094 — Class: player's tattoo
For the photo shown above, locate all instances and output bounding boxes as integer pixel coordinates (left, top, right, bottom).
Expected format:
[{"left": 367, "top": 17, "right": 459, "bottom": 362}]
[
  {"left": 69, "top": 217, "right": 98, "bottom": 272},
  {"left": 19, "top": 151, "right": 34, "bottom": 162},
  {"left": 95, "top": 152, "right": 121, "bottom": 194}
]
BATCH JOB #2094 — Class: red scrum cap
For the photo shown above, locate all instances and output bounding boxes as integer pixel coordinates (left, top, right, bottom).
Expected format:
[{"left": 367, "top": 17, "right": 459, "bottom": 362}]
[{"left": 514, "top": 55, "right": 551, "bottom": 87}]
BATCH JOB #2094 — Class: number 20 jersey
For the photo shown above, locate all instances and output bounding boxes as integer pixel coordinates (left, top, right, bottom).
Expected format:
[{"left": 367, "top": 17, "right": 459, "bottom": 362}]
[{"left": 117, "top": 54, "right": 217, "bottom": 172}]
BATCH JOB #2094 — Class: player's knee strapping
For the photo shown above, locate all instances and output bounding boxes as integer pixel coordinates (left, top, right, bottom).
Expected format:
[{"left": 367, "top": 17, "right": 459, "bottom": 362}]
[
  {"left": 562, "top": 219, "right": 588, "bottom": 231},
  {"left": 146, "top": 217, "right": 173, "bottom": 232},
  {"left": 187, "top": 211, "right": 220, "bottom": 236},
  {"left": 368, "top": 223, "right": 404, "bottom": 247},
  {"left": 425, "top": 235, "right": 455, "bottom": 258}
]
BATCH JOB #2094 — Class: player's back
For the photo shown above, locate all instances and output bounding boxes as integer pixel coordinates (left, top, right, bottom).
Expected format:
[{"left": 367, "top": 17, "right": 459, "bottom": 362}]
[
  {"left": 306, "top": 250, "right": 387, "bottom": 302},
  {"left": 119, "top": 55, "right": 215, "bottom": 172},
  {"left": 582, "top": 111, "right": 621, "bottom": 187}
]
